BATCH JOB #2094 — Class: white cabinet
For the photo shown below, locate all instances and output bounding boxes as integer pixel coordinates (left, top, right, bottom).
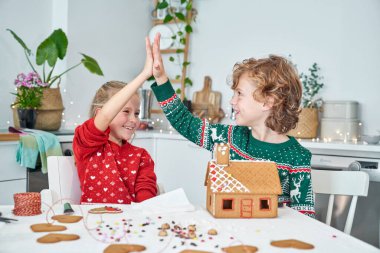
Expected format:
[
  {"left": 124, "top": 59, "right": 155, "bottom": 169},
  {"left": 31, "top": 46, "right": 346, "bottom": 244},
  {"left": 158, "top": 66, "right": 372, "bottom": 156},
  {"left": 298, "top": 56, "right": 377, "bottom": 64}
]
[
  {"left": 155, "top": 139, "right": 211, "bottom": 207},
  {"left": 0, "top": 142, "right": 27, "bottom": 205},
  {"left": 133, "top": 135, "right": 212, "bottom": 206}
]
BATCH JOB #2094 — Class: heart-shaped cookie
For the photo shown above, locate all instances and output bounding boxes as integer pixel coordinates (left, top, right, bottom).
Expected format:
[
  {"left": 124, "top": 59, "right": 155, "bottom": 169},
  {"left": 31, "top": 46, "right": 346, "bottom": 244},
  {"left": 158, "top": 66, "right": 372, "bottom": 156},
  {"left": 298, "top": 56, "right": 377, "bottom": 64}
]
[
  {"left": 103, "top": 244, "right": 146, "bottom": 253},
  {"left": 270, "top": 239, "right": 314, "bottom": 250},
  {"left": 51, "top": 215, "right": 83, "bottom": 223},
  {"left": 30, "top": 223, "right": 67, "bottom": 232},
  {"left": 37, "top": 233, "right": 80, "bottom": 243},
  {"left": 222, "top": 245, "right": 259, "bottom": 253}
]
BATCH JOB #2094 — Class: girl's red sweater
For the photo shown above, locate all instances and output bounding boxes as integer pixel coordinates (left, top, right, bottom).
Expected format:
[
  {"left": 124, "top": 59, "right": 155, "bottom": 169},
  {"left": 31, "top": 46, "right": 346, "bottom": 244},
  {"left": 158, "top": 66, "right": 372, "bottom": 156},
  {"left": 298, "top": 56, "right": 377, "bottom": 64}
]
[{"left": 73, "top": 118, "right": 157, "bottom": 204}]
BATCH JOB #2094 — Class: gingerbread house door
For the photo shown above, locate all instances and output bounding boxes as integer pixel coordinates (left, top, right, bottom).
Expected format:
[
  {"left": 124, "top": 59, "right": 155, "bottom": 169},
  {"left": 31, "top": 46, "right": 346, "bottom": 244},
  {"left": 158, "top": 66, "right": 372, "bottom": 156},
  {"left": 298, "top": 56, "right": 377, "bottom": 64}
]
[{"left": 240, "top": 199, "right": 253, "bottom": 218}]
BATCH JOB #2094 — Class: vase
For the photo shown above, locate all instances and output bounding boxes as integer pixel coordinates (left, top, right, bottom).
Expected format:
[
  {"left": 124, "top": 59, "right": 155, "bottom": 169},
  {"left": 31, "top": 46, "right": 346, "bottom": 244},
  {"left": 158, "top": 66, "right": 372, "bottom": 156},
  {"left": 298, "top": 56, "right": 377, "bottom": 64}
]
[
  {"left": 287, "top": 108, "right": 319, "bottom": 139},
  {"left": 17, "top": 109, "right": 37, "bottom": 129},
  {"left": 13, "top": 87, "right": 64, "bottom": 131}
]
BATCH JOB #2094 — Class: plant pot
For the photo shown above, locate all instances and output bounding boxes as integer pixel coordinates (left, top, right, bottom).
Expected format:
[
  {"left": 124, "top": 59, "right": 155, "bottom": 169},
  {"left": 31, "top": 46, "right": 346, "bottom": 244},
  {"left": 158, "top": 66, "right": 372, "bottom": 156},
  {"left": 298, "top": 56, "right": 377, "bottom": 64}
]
[
  {"left": 13, "top": 88, "right": 64, "bottom": 131},
  {"left": 17, "top": 109, "right": 37, "bottom": 129},
  {"left": 288, "top": 108, "right": 319, "bottom": 139}
]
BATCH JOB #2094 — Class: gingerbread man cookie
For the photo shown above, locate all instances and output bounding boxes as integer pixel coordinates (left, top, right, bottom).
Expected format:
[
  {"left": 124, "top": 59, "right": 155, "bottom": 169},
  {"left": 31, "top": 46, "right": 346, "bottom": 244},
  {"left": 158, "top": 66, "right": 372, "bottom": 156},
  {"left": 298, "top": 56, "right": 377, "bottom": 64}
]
[
  {"left": 103, "top": 244, "right": 146, "bottom": 253},
  {"left": 37, "top": 233, "right": 80, "bottom": 243},
  {"left": 270, "top": 239, "right": 314, "bottom": 249},
  {"left": 52, "top": 215, "right": 83, "bottom": 223},
  {"left": 30, "top": 223, "right": 67, "bottom": 232},
  {"left": 89, "top": 206, "right": 123, "bottom": 214},
  {"left": 222, "top": 245, "right": 259, "bottom": 253}
]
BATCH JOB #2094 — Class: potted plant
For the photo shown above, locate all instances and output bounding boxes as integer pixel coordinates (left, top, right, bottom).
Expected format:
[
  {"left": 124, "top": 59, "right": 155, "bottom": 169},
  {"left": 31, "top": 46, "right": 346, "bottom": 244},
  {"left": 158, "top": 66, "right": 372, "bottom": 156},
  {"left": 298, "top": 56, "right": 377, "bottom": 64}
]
[
  {"left": 153, "top": 0, "right": 196, "bottom": 101},
  {"left": 12, "top": 72, "right": 47, "bottom": 128},
  {"left": 289, "top": 63, "right": 324, "bottom": 138},
  {"left": 8, "top": 28, "right": 103, "bottom": 130}
]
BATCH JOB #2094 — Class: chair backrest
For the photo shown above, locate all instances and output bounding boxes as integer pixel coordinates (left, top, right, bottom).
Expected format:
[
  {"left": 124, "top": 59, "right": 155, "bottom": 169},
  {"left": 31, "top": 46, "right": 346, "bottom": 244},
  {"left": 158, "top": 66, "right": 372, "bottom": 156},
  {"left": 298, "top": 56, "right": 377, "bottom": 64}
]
[
  {"left": 311, "top": 169, "right": 369, "bottom": 234},
  {"left": 46, "top": 156, "right": 164, "bottom": 205},
  {"left": 47, "top": 156, "right": 81, "bottom": 204}
]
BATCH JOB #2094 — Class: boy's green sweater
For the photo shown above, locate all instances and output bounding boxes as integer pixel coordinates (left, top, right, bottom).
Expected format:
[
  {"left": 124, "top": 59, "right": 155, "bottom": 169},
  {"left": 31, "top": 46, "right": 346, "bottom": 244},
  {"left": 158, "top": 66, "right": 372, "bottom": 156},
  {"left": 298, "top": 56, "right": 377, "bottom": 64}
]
[{"left": 152, "top": 81, "right": 315, "bottom": 218}]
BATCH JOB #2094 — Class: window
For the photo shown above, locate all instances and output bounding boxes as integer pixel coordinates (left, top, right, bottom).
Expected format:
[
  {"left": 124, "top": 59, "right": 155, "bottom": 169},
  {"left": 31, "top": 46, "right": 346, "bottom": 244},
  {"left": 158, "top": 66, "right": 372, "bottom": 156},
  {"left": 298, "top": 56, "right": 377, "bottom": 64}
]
[
  {"left": 260, "top": 198, "right": 271, "bottom": 210},
  {"left": 223, "top": 199, "right": 233, "bottom": 210}
]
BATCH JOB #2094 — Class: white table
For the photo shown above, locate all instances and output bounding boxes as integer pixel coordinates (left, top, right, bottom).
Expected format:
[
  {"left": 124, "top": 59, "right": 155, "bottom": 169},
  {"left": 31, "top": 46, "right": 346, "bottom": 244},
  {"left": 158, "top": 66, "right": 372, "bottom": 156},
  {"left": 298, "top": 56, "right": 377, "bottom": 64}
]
[{"left": 0, "top": 205, "right": 379, "bottom": 253}]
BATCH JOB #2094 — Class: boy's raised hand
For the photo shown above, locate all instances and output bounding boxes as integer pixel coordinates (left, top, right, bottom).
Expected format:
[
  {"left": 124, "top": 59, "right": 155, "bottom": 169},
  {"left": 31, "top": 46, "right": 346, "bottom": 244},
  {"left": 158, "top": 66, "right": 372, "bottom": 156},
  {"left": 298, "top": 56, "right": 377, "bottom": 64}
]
[
  {"left": 142, "top": 37, "right": 153, "bottom": 80},
  {"left": 152, "top": 33, "right": 168, "bottom": 85}
]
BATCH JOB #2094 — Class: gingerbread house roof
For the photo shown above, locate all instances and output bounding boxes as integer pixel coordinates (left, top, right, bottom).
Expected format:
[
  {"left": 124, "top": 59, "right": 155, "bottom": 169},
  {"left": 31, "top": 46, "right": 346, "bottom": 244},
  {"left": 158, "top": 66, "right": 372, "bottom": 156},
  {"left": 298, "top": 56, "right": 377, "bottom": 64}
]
[{"left": 206, "top": 160, "right": 282, "bottom": 195}]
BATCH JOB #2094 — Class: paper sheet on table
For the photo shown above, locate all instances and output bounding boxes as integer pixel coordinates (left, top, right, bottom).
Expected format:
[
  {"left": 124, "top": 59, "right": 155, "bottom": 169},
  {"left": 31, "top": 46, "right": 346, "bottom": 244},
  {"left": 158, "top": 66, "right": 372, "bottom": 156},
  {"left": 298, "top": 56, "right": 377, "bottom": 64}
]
[{"left": 131, "top": 188, "right": 195, "bottom": 214}]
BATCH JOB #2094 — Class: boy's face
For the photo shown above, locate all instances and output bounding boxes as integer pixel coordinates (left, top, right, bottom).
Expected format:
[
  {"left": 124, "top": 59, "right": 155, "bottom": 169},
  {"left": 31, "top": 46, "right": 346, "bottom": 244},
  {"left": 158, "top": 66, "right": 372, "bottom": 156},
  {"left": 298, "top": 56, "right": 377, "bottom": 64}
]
[
  {"left": 109, "top": 94, "right": 141, "bottom": 144},
  {"left": 230, "top": 73, "right": 271, "bottom": 128}
]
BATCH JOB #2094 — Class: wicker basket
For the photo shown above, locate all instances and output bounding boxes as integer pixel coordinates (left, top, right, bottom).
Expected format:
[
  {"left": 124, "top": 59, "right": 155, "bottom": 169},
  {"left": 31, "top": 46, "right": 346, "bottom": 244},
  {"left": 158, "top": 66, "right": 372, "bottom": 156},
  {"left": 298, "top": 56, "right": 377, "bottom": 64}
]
[
  {"left": 12, "top": 88, "right": 64, "bottom": 131},
  {"left": 288, "top": 108, "right": 319, "bottom": 139}
]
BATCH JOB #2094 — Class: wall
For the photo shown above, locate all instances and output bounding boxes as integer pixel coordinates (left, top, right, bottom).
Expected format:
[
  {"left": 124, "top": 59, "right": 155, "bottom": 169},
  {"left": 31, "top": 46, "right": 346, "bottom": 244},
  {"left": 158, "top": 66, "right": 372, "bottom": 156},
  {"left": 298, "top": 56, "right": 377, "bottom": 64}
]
[
  {"left": 187, "top": 0, "right": 380, "bottom": 134},
  {"left": 0, "top": 0, "right": 151, "bottom": 129},
  {"left": 1, "top": 0, "right": 379, "bottom": 134}
]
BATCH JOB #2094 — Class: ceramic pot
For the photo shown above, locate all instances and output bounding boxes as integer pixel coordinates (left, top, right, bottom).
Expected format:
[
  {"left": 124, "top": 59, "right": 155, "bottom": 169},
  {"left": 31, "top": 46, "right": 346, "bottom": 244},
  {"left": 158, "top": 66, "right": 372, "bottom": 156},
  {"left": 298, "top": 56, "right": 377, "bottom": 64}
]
[{"left": 17, "top": 109, "right": 37, "bottom": 129}]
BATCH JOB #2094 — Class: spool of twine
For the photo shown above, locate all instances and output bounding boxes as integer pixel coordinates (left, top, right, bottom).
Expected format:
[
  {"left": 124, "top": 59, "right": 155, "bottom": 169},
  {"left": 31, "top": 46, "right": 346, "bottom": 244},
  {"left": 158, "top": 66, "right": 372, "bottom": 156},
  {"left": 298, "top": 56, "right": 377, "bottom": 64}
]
[{"left": 13, "top": 192, "right": 42, "bottom": 216}]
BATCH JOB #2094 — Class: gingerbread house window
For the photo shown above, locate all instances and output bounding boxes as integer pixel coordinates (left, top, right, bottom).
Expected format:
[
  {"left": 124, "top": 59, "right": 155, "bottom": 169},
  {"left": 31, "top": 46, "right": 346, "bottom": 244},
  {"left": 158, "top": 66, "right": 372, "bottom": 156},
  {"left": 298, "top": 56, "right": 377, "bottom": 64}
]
[
  {"left": 222, "top": 199, "right": 234, "bottom": 210},
  {"left": 260, "top": 198, "right": 271, "bottom": 210}
]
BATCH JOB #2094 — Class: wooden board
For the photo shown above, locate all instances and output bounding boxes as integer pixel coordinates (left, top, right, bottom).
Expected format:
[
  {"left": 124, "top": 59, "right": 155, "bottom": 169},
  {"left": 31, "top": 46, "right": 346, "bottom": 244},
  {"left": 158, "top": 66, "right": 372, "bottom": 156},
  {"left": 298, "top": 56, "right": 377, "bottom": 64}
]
[
  {"left": 192, "top": 76, "right": 225, "bottom": 123},
  {"left": 0, "top": 133, "right": 20, "bottom": 141},
  {"left": 192, "top": 76, "right": 221, "bottom": 109}
]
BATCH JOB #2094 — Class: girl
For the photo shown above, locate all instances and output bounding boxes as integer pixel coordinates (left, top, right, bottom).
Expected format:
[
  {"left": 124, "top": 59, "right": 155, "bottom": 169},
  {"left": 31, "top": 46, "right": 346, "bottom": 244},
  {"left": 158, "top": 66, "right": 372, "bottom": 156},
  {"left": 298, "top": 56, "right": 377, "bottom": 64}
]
[{"left": 73, "top": 37, "right": 157, "bottom": 204}]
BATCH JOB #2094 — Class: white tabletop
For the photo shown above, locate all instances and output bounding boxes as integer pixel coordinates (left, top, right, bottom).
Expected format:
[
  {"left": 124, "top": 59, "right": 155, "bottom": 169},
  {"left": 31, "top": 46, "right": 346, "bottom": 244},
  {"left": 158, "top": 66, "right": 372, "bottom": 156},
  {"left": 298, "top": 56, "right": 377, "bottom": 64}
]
[{"left": 0, "top": 205, "right": 378, "bottom": 253}]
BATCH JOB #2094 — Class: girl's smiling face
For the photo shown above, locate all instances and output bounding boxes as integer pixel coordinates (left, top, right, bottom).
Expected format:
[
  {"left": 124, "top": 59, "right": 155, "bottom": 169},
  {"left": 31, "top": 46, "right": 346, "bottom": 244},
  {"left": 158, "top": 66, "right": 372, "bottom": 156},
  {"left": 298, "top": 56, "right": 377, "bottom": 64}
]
[{"left": 108, "top": 94, "right": 140, "bottom": 145}]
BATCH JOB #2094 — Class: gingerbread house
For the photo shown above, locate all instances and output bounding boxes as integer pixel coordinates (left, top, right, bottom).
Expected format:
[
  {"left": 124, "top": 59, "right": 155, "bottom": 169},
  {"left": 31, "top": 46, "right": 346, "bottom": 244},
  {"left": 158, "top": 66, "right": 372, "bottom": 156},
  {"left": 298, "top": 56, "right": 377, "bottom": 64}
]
[{"left": 205, "top": 143, "right": 282, "bottom": 218}]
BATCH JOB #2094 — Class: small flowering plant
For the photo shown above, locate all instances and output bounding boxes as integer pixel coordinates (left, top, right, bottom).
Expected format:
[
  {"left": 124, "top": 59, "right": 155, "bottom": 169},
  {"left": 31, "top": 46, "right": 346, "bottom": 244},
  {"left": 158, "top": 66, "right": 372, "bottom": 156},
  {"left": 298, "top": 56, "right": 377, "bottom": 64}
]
[{"left": 12, "top": 72, "right": 48, "bottom": 109}]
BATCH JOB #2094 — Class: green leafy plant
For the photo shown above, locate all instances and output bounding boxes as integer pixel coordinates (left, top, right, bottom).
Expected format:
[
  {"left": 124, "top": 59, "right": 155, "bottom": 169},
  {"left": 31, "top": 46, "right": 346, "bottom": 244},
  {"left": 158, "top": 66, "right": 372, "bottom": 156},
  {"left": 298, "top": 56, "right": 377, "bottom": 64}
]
[
  {"left": 155, "top": 0, "right": 196, "bottom": 97},
  {"left": 7, "top": 28, "right": 103, "bottom": 88},
  {"left": 300, "top": 63, "right": 324, "bottom": 108}
]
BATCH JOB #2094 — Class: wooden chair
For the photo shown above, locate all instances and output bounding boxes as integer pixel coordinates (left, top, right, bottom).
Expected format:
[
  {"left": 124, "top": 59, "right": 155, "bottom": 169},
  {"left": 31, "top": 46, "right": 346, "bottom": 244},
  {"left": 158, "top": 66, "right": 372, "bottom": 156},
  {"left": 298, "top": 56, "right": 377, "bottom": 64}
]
[
  {"left": 41, "top": 156, "right": 164, "bottom": 205},
  {"left": 311, "top": 169, "right": 369, "bottom": 235}
]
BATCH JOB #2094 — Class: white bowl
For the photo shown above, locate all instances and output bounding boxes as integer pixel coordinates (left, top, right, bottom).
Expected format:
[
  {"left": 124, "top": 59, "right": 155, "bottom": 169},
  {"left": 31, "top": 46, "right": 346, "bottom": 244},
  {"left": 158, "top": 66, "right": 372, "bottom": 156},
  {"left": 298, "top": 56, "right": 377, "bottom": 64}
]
[{"left": 361, "top": 135, "right": 380, "bottom": 144}]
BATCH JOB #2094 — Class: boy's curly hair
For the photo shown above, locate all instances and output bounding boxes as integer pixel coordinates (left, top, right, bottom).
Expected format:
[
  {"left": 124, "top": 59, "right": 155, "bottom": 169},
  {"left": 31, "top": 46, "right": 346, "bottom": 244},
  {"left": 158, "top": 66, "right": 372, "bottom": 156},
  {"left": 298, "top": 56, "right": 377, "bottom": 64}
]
[{"left": 232, "top": 55, "right": 302, "bottom": 134}]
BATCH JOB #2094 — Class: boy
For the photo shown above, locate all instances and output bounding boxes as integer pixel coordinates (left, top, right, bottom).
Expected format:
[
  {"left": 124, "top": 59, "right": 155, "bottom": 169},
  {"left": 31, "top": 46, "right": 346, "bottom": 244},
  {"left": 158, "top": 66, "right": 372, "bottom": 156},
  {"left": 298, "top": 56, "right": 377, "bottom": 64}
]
[{"left": 150, "top": 35, "right": 315, "bottom": 217}]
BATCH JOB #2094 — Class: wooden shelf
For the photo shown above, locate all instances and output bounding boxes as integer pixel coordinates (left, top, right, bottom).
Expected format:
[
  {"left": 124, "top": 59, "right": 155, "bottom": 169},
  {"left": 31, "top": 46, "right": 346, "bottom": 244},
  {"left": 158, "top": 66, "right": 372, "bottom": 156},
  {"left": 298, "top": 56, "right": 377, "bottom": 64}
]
[
  {"left": 152, "top": 18, "right": 186, "bottom": 25},
  {"left": 170, "top": 79, "right": 181, "bottom": 84},
  {"left": 0, "top": 133, "right": 20, "bottom": 141},
  {"left": 151, "top": 109, "right": 163, "bottom": 114},
  {"left": 160, "top": 49, "right": 184, "bottom": 54},
  {"left": 152, "top": 0, "right": 193, "bottom": 101}
]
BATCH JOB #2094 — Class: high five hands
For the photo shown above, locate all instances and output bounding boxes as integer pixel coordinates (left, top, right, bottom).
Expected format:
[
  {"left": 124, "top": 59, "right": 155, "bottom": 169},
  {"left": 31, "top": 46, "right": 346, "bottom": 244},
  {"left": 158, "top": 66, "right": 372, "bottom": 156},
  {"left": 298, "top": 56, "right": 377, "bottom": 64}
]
[{"left": 144, "top": 33, "right": 168, "bottom": 85}]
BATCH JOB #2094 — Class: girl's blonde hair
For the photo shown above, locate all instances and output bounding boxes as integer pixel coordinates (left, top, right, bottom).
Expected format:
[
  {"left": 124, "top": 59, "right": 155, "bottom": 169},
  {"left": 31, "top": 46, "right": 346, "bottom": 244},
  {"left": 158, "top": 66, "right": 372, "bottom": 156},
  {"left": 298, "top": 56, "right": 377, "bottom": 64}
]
[
  {"left": 231, "top": 55, "right": 302, "bottom": 134},
  {"left": 89, "top": 81, "right": 139, "bottom": 118}
]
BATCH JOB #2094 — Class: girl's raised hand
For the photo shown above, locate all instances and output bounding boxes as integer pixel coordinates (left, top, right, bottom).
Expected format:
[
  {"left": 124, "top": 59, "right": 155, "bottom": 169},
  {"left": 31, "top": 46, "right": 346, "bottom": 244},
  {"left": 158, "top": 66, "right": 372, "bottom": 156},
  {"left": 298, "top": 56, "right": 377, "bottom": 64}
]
[
  {"left": 152, "top": 33, "right": 168, "bottom": 84},
  {"left": 142, "top": 37, "right": 153, "bottom": 79}
]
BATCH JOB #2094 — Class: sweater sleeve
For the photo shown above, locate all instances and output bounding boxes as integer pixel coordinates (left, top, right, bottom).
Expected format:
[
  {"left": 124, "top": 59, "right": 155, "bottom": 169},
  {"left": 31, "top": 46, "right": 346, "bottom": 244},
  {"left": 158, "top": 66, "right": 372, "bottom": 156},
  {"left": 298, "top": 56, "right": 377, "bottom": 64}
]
[
  {"left": 134, "top": 149, "right": 157, "bottom": 202},
  {"left": 151, "top": 81, "right": 230, "bottom": 151},
  {"left": 73, "top": 118, "right": 110, "bottom": 159},
  {"left": 289, "top": 149, "right": 315, "bottom": 218}
]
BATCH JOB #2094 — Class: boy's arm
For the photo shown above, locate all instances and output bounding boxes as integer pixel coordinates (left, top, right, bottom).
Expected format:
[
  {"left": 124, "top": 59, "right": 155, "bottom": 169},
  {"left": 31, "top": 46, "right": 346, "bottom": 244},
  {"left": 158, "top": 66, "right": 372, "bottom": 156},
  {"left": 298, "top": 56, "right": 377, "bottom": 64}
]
[
  {"left": 151, "top": 33, "right": 230, "bottom": 151},
  {"left": 152, "top": 81, "right": 230, "bottom": 151},
  {"left": 289, "top": 150, "right": 315, "bottom": 218}
]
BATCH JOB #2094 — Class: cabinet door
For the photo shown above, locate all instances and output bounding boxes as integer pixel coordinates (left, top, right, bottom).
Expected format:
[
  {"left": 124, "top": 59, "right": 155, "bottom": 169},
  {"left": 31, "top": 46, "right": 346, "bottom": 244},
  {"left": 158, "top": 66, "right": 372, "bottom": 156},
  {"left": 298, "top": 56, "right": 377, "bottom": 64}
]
[
  {"left": 155, "top": 139, "right": 211, "bottom": 206},
  {"left": 0, "top": 143, "right": 26, "bottom": 181},
  {"left": 0, "top": 179, "right": 27, "bottom": 205}
]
